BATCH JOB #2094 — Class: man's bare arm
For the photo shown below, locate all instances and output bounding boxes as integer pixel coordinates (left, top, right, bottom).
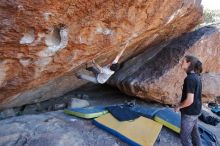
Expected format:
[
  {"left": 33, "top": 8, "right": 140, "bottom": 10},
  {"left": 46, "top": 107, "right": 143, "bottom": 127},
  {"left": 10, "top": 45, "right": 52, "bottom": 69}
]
[
  {"left": 113, "top": 45, "right": 128, "bottom": 63},
  {"left": 175, "top": 93, "right": 194, "bottom": 112},
  {"left": 92, "top": 60, "right": 102, "bottom": 71}
]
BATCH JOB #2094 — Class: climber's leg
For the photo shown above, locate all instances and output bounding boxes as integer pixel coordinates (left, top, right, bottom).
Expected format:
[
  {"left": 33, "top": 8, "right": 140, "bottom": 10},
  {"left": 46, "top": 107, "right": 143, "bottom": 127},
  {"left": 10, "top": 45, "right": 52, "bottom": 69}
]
[
  {"left": 76, "top": 73, "right": 98, "bottom": 84},
  {"left": 86, "top": 66, "right": 100, "bottom": 75}
]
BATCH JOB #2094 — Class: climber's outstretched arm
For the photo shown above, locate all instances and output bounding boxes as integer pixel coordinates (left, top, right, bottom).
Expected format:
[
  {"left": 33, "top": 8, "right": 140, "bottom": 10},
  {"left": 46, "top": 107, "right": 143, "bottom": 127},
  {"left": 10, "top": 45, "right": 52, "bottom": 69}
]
[
  {"left": 92, "top": 60, "right": 103, "bottom": 71},
  {"left": 112, "top": 43, "right": 128, "bottom": 64}
]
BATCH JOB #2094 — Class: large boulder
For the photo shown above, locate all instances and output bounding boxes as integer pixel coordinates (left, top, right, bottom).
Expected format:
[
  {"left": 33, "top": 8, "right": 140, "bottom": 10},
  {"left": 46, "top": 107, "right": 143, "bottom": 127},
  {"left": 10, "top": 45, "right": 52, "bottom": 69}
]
[
  {"left": 0, "top": 0, "right": 203, "bottom": 109},
  {"left": 108, "top": 25, "right": 220, "bottom": 105},
  {"left": 202, "top": 73, "right": 220, "bottom": 102}
]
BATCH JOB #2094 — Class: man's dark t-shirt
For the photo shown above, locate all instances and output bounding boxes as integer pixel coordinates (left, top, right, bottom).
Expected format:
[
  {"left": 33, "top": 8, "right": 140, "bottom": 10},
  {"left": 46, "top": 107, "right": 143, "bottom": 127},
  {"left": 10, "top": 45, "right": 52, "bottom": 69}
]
[{"left": 180, "top": 72, "right": 202, "bottom": 115}]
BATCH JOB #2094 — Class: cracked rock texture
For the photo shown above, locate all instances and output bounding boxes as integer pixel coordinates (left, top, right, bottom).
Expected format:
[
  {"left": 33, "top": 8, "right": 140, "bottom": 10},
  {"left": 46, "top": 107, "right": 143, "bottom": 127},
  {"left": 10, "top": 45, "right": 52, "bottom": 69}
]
[
  {"left": 108, "top": 25, "right": 220, "bottom": 105},
  {"left": 0, "top": 111, "right": 127, "bottom": 146},
  {"left": 0, "top": 0, "right": 203, "bottom": 109}
]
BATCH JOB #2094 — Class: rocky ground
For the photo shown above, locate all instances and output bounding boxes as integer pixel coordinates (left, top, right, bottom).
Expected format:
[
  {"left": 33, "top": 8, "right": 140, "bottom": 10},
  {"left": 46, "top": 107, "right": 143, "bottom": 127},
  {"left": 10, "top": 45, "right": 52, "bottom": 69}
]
[{"left": 0, "top": 84, "right": 219, "bottom": 146}]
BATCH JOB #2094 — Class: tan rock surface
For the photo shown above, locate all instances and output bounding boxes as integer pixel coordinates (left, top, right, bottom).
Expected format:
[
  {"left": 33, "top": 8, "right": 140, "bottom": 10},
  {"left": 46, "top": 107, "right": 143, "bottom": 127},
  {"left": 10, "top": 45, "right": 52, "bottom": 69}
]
[
  {"left": 0, "top": 0, "right": 203, "bottom": 109},
  {"left": 108, "top": 25, "right": 220, "bottom": 104},
  {"left": 202, "top": 73, "right": 220, "bottom": 102}
]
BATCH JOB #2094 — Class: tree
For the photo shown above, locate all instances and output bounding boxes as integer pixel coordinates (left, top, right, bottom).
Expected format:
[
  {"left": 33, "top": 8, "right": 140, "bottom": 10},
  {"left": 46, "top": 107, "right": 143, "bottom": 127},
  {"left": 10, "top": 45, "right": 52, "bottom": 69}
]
[{"left": 204, "top": 9, "right": 216, "bottom": 24}]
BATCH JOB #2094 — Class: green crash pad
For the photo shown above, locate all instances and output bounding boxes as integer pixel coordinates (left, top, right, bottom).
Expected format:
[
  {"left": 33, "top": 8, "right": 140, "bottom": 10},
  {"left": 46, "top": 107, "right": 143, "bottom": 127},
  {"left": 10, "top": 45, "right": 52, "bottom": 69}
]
[{"left": 64, "top": 106, "right": 108, "bottom": 119}]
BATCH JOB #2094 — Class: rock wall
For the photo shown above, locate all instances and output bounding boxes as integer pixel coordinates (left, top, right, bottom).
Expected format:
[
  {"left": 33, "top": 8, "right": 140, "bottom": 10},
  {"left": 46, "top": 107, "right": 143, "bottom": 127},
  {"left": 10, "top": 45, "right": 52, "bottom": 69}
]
[
  {"left": 0, "top": 0, "right": 203, "bottom": 109},
  {"left": 108, "top": 25, "right": 220, "bottom": 105},
  {"left": 202, "top": 73, "right": 220, "bottom": 102}
]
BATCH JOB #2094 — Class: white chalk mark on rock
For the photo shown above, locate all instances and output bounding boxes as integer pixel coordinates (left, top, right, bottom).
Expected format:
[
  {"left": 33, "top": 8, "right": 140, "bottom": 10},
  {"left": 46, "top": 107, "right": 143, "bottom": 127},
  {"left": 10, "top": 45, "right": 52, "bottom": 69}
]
[
  {"left": 38, "top": 25, "right": 69, "bottom": 57},
  {"left": 35, "top": 57, "right": 52, "bottom": 68},
  {"left": 96, "top": 27, "right": 113, "bottom": 35},
  {"left": 165, "top": 9, "right": 184, "bottom": 25},
  {"left": 19, "top": 29, "right": 35, "bottom": 44},
  {"left": 17, "top": 5, "right": 24, "bottom": 11},
  {"left": 43, "top": 12, "right": 53, "bottom": 21},
  {"left": 19, "top": 58, "right": 32, "bottom": 67}
]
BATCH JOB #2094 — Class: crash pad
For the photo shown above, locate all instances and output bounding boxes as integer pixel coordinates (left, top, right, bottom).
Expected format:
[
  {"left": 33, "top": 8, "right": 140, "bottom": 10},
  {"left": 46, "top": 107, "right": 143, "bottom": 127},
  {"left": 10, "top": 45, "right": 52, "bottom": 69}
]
[
  {"left": 106, "top": 105, "right": 141, "bottom": 121},
  {"left": 199, "top": 125, "right": 219, "bottom": 146},
  {"left": 211, "top": 107, "right": 220, "bottom": 117},
  {"left": 131, "top": 105, "right": 163, "bottom": 119},
  {"left": 64, "top": 106, "right": 108, "bottom": 119},
  {"left": 154, "top": 108, "right": 181, "bottom": 133},
  {"left": 211, "top": 106, "right": 220, "bottom": 113},
  {"left": 93, "top": 113, "right": 162, "bottom": 146}
]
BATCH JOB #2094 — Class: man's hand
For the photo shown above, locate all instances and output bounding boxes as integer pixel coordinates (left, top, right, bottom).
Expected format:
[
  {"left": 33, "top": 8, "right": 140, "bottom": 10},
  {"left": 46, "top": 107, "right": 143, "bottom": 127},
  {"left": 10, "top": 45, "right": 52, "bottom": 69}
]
[
  {"left": 174, "top": 103, "right": 181, "bottom": 112},
  {"left": 174, "top": 106, "right": 180, "bottom": 112}
]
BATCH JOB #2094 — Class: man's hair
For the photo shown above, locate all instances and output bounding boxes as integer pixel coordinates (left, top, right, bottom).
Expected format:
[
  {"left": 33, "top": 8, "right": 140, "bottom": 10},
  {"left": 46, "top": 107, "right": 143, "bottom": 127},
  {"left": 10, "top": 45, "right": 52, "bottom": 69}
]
[
  {"left": 185, "top": 55, "right": 203, "bottom": 74},
  {"left": 110, "top": 63, "right": 120, "bottom": 71}
]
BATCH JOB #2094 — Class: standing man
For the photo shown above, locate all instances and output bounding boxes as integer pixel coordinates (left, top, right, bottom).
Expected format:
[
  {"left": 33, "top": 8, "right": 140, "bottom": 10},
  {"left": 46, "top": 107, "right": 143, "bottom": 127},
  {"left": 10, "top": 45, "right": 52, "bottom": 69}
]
[{"left": 175, "top": 55, "right": 203, "bottom": 146}]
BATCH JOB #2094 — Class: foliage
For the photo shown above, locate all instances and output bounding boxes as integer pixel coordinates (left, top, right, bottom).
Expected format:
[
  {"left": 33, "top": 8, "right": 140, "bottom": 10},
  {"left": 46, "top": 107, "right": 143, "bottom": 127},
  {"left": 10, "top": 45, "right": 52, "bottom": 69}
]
[{"left": 204, "top": 9, "right": 216, "bottom": 23}]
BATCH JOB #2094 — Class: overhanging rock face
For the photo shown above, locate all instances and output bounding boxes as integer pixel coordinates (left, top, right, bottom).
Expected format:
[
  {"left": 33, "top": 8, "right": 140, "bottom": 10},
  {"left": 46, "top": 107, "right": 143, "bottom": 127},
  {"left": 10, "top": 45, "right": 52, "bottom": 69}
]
[
  {"left": 108, "top": 25, "right": 220, "bottom": 105},
  {"left": 0, "top": 0, "right": 203, "bottom": 109}
]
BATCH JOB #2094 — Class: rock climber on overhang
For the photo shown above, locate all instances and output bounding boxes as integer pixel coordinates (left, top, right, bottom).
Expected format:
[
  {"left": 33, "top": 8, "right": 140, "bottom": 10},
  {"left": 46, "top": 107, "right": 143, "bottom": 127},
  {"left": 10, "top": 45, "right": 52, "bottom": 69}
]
[{"left": 76, "top": 42, "right": 128, "bottom": 84}]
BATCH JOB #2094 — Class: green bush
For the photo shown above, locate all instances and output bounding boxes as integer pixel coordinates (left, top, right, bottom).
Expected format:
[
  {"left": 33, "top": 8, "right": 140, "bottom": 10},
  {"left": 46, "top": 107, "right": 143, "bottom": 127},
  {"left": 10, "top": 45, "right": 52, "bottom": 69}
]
[{"left": 204, "top": 9, "right": 216, "bottom": 23}]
